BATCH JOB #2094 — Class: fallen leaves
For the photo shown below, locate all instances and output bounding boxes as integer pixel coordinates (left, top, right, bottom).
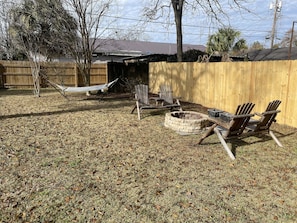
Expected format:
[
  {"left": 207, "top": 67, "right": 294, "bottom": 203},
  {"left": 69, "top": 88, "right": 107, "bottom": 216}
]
[{"left": 1, "top": 91, "right": 297, "bottom": 222}]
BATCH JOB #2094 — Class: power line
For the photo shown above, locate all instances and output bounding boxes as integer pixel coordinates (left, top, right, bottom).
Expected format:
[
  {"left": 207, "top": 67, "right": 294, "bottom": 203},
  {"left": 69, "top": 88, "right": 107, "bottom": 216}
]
[
  {"left": 67, "top": 8, "right": 285, "bottom": 44},
  {"left": 66, "top": 6, "right": 277, "bottom": 38},
  {"left": 102, "top": 14, "right": 275, "bottom": 35}
]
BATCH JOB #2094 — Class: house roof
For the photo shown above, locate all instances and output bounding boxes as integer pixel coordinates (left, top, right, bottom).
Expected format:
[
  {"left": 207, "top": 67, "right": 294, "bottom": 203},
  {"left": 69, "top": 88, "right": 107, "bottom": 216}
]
[
  {"left": 248, "top": 47, "right": 297, "bottom": 61},
  {"left": 93, "top": 39, "right": 206, "bottom": 57}
]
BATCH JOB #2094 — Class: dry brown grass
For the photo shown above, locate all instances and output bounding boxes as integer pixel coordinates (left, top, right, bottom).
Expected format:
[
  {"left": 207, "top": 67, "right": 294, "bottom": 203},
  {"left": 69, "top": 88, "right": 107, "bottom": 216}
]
[{"left": 1, "top": 89, "right": 297, "bottom": 223}]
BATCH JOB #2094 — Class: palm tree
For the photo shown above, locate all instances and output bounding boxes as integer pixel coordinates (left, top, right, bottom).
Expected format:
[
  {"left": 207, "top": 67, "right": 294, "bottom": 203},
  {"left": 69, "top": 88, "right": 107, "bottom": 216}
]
[
  {"left": 206, "top": 27, "right": 247, "bottom": 55},
  {"left": 233, "top": 39, "right": 248, "bottom": 55}
]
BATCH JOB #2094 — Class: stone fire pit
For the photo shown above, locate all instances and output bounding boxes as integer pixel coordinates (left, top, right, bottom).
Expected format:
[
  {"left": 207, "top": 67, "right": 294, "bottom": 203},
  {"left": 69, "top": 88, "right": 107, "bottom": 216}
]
[{"left": 164, "top": 111, "right": 210, "bottom": 135}]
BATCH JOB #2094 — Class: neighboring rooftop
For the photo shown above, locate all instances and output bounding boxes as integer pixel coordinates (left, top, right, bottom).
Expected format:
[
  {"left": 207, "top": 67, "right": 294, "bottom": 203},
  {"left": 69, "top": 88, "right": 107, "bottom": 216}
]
[
  {"left": 248, "top": 47, "right": 297, "bottom": 61},
  {"left": 93, "top": 39, "right": 206, "bottom": 57}
]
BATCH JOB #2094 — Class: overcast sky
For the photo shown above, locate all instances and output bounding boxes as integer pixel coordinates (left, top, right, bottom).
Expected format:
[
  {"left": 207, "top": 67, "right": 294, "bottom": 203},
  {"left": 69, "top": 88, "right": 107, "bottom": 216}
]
[{"left": 107, "top": 0, "right": 296, "bottom": 48}]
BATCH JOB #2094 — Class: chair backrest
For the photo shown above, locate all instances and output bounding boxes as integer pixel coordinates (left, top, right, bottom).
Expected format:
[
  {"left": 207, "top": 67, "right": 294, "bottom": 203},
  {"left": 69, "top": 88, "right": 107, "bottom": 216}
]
[
  {"left": 254, "top": 100, "right": 281, "bottom": 131},
  {"left": 224, "top": 103, "right": 255, "bottom": 138},
  {"left": 265, "top": 100, "right": 281, "bottom": 111},
  {"left": 159, "top": 84, "right": 174, "bottom": 104},
  {"left": 234, "top": 102, "right": 255, "bottom": 115},
  {"left": 135, "top": 84, "right": 149, "bottom": 105}
]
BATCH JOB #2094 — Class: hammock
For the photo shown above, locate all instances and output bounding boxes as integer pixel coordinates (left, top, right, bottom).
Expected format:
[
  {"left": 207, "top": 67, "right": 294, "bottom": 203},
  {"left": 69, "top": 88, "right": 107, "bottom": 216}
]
[{"left": 55, "top": 78, "right": 119, "bottom": 93}]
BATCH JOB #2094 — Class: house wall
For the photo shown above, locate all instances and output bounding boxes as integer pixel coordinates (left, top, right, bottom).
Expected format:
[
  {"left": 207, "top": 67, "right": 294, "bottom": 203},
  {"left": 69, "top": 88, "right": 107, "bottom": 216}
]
[{"left": 149, "top": 60, "right": 297, "bottom": 128}]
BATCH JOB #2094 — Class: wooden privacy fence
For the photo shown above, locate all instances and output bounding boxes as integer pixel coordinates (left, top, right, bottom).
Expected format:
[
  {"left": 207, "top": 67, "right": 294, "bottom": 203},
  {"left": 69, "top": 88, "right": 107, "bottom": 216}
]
[
  {"left": 149, "top": 60, "right": 297, "bottom": 128},
  {"left": 0, "top": 60, "right": 107, "bottom": 88}
]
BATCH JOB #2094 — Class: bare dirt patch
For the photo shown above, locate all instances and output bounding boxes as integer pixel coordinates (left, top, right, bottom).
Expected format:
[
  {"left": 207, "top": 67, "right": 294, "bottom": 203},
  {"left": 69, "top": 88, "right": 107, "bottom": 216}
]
[{"left": 1, "top": 89, "right": 297, "bottom": 222}]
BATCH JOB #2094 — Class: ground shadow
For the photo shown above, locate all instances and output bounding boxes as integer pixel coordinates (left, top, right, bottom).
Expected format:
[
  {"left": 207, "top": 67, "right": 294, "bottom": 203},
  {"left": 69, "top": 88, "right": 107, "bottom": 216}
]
[{"left": 0, "top": 100, "right": 133, "bottom": 120}]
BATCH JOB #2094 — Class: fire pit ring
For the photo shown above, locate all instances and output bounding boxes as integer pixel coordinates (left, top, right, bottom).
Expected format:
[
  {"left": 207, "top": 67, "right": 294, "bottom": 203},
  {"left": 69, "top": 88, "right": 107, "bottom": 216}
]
[{"left": 164, "top": 111, "right": 210, "bottom": 135}]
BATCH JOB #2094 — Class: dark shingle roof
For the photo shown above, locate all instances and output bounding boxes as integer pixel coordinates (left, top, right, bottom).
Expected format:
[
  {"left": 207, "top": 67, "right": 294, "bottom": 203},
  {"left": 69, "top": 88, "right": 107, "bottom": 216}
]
[
  {"left": 93, "top": 39, "right": 206, "bottom": 56},
  {"left": 248, "top": 47, "right": 297, "bottom": 61}
]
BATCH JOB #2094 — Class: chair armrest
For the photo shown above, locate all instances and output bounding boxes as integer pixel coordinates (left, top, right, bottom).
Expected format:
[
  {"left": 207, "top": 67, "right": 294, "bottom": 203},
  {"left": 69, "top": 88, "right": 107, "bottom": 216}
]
[
  {"left": 247, "top": 119, "right": 260, "bottom": 125},
  {"left": 149, "top": 96, "right": 163, "bottom": 101},
  {"left": 254, "top": 112, "right": 263, "bottom": 117},
  {"left": 262, "top": 110, "right": 281, "bottom": 115},
  {"left": 149, "top": 96, "right": 164, "bottom": 105},
  {"left": 134, "top": 93, "right": 139, "bottom": 101},
  {"left": 232, "top": 113, "right": 255, "bottom": 119}
]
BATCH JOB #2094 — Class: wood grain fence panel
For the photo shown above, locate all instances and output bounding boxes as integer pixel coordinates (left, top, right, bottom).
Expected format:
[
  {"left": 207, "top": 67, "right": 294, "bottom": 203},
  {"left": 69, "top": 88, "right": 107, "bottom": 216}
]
[
  {"left": 2, "top": 61, "right": 32, "bottom": 87},
  {"left": 284, "top": 60, "right": 297, "bottom": 125},
  {"left": 149, "top": 62, "right": 169, "bottom": 93},
  {"left": 253, "top": 61, "right": 277, "bottom": 105},
  {"left": 149, "top": 60, "right": 297, "bottom": 128},
  {"left": 251, "top": 61, "right": 289, "bottom": 124},
  {"left": 0, "top": 60, "right": 108, "bottom": 88},
  {"left": 182, "top": 62, "right": 195, "bottom": 102},
  {"left": 213, "top": 62, "right": 226, "bottom": 109},
  {"left": 171, "top": 62, "right": 187, "bottom": 99},
  {"left": 191, "top": 63, "right": 210, "bottom": 107},
  {"left": 42, "top": 62, "right": 77, "bottom": 86},
  {"left": 90, "top": 63, "right": 107, "bottom": 85},
  {"left": 156, "top": 63, "right": 171, "bottom": 92},
  {"left": 220, "top": 62, "right": 253, "bottom": 112},
  {"left": 272, "top": 61, "right": 291, "bottom": 125}
]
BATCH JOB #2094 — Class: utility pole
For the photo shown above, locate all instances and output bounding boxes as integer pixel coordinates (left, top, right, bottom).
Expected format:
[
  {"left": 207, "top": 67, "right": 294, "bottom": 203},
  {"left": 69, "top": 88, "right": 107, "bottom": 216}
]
[
  {"left": 270, "top": 0, "right": 282, "bottom": 48},
  {"left": 288, "top": 21, "right": 297, "bottom": 59}
]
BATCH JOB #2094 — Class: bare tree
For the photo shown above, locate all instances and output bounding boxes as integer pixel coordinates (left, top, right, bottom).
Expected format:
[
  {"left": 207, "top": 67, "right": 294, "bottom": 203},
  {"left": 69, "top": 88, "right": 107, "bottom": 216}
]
[
  {"left": 249, "top": 41, "right": 265, "bottom": 51},
  {"left": 144, "top": 0, "right": 249, "bottom": 62},
  {"left": 280, "top": 29, "right": 297, "bottom": 48},
  {"left": 0, "top": 1, "right": 19, "bottom": 60},
  {"left": 65, "top": 0, "right": 113, "bottom": 87}
]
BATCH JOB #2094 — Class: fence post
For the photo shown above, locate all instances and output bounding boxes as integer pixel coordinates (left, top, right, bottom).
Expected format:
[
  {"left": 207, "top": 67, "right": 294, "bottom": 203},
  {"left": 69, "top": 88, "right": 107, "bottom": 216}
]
[
  {"left": 74, "top": 64, "right": 78, "bottom": 87},
  {"left": 0, "top": 63, "right": 5, "bottom": 88}
]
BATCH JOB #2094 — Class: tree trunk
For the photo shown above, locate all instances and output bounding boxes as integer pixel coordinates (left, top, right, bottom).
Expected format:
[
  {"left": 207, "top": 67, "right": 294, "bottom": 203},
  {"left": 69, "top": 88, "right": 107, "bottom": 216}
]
[
  {"left": 29, "top": 60, "right": 41, "bottom": 97},
  {"left": 172, "top": 0, "right": 184, "bottom": 62}
]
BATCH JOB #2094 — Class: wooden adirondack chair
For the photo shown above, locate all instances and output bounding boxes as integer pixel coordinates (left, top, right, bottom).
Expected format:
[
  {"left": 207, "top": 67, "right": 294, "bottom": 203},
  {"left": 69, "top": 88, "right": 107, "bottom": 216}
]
[
  {"left": 131, "top": 84, "right": 159, "bottom": 120},
  {"left": 198, "top": 103, "right": 255, "bottom": 160},
  {"left": 159, "top": 84, "right": 182, "bottom": 111},
  {"left": 131, "top": 84, "right": 182, "bottom": 120},
  {"left": 245, "top": 100, "right": 283, "bottom": 147}
]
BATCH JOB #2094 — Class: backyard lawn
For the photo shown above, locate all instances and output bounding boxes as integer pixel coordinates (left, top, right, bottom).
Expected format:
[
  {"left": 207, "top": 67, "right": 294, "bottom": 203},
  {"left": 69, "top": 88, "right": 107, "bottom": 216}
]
[{"left": 1, "top": 89, "right": 297, "bottom": 222}]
